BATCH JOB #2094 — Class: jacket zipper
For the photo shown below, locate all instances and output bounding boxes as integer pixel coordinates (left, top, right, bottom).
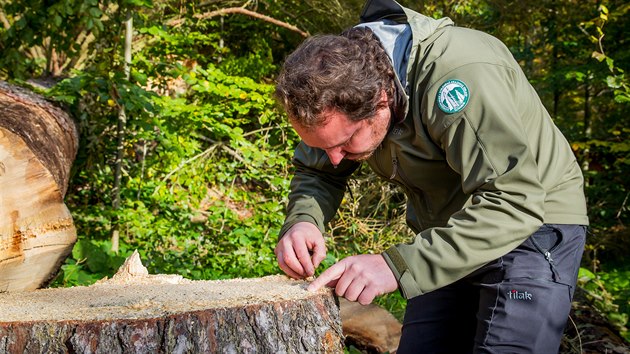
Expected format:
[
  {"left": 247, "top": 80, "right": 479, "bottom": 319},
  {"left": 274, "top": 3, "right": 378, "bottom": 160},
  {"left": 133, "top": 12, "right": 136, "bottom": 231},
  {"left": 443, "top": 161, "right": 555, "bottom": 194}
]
[{"left": 390, "top": 154, "right": 399, "bottom": 179}]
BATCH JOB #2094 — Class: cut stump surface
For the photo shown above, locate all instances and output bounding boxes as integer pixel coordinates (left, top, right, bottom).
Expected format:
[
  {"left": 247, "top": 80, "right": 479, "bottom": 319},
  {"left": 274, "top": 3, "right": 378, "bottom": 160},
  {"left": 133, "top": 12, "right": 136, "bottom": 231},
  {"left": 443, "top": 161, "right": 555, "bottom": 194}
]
[{"left": 0, "top": 273, "right": 344, "bottom": 353}]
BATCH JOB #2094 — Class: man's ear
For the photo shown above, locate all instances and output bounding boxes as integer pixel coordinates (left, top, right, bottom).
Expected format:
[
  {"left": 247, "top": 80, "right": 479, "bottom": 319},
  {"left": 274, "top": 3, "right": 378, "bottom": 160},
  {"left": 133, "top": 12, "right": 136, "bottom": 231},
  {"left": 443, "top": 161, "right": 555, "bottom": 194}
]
[{"left": 378, "top": 89, "right": 390, "bottom": 109}]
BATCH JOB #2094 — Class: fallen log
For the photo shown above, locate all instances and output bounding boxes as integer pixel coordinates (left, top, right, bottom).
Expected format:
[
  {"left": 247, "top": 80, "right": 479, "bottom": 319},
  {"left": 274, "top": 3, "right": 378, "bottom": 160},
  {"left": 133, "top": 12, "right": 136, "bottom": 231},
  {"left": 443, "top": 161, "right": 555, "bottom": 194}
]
[
  {"left": 339, "top": 298, "right": 401, "bottom": 353},
  {"left": 0, "top": 252, "right": 344, "bottom": 353},
  {"left": 0, "top": 81, "right": 78, "bottom": 292}
]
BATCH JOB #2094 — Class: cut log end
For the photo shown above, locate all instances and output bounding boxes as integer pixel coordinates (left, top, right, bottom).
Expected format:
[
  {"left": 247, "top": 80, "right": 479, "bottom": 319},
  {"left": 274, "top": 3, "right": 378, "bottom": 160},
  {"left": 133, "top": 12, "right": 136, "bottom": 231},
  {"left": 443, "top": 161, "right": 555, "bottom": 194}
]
[
  {"left": 0, "top": 125, "right": 76, "bottom": 292},
  {"left": 1, "top": 81, "right": 78, "bottom": 292}
]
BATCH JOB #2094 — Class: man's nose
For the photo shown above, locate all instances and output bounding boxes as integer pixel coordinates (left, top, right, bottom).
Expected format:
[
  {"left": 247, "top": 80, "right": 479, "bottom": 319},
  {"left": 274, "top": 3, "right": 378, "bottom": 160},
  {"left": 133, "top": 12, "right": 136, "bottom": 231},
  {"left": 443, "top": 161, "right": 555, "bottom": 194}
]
[{"left": 325, "top": 148, "right": 345, "bottom": 166}]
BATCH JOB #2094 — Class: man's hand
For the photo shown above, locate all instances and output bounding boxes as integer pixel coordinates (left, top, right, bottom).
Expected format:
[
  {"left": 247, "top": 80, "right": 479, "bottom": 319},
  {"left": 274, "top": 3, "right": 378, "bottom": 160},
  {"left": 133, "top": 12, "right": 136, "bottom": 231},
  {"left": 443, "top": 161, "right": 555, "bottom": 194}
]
[
  {"left": 307, "top": 254, "right": 398, "bottom": 305},
  {"left": 275, "top": 222, "right": 326, "bottom": 279}
]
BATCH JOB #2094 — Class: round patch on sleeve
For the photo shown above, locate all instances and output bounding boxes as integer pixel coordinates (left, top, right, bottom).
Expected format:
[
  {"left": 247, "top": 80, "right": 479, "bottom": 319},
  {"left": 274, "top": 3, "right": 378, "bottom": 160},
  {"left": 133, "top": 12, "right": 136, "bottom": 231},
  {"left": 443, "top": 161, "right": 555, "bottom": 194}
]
[{"left": 436, "top": 79, "right": 470, "bottom": 114}]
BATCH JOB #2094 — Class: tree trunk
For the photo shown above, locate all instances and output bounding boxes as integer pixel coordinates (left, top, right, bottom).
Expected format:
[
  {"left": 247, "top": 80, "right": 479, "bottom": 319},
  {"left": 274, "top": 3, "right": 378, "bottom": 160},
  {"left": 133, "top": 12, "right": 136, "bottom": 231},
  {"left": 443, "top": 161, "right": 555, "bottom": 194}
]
[
  {"left": 0, "top": 81, "right": 79, "bottom": 292},
  {"left": 0, "top": 271, "right": 344, "bottom": 353}
]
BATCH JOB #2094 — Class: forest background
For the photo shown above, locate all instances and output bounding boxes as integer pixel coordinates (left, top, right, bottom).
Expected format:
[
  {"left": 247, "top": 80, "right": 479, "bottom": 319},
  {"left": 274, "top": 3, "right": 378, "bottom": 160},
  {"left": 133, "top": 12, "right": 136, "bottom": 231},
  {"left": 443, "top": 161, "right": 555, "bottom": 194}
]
[{"left": 0, "top": 0, "right": 628, "bottom": 350}]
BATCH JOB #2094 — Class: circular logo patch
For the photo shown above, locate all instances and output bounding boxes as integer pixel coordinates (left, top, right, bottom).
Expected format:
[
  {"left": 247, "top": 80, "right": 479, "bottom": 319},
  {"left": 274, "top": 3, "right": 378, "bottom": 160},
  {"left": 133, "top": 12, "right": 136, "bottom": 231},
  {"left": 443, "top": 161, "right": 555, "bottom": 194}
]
[{"left": 436, "top": 79, "right": 470, "bottom": 114}]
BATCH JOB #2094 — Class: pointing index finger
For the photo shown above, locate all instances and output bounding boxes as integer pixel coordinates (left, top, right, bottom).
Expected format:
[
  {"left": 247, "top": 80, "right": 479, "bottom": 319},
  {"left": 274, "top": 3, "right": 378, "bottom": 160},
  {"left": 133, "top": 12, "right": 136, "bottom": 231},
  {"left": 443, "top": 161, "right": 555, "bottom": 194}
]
[{"left": 307, "top": 262, "right": 346, "bottom": 292}]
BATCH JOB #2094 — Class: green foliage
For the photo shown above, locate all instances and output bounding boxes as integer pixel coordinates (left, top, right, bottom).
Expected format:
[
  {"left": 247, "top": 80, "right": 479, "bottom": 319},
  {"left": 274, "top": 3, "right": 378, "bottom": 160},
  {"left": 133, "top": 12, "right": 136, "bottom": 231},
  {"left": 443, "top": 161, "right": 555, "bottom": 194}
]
[
  {"left": 1, "top": 1, "right": 629, "bottom": 347},
  {"left": 50, "top": 57, "right": 296, "bottom": 282},
  {"left": 575, "top": 3, "right": 630, "bottom": 268},
  {"left": 581, "top": 4, "right": 630, "bottom": 104},
  {"left": 52, "top": 239, "right": 129, "bottom": 287},
  {"left": 0, "top": 0, "right": 105, "bottom": 78},
  {"left": 0, "top": 0, "right": 153, "bottom": 79},
  {"left": 578, "top": 267, "right": 629, "bottom": 341},
  {"left": 374, "top": 292, "right": 407, "bottom": 322},
  {"left": 573, "top": 129, "right": 630, "bottom": 229},
  {"left": 38, "top": 7, "right": 300, "bottom": 284}
]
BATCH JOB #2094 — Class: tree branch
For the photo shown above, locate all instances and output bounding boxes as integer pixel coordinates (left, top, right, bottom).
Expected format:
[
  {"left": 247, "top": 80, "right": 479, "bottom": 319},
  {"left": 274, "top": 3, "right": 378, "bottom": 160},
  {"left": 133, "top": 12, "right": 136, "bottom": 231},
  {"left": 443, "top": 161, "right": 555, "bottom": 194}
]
[{"left": 168, "top": 7, "right": 309, "bottom": 37}]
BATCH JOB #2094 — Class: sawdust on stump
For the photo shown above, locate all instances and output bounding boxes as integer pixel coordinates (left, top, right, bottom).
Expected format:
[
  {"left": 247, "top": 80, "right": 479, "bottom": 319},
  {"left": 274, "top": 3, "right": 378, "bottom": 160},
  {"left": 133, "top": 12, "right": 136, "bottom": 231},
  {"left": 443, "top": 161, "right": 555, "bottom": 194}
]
[{"left": 0, "top": 251, "right": 344, "bottom": 353}]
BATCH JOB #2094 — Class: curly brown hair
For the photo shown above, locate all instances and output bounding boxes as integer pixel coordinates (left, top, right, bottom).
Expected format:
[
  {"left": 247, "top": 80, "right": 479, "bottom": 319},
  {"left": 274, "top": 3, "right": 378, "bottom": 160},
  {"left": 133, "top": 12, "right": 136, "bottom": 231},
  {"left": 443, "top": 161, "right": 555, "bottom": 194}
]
[{"left": 274, "top": 27, "right": 396, "bottom": 129}]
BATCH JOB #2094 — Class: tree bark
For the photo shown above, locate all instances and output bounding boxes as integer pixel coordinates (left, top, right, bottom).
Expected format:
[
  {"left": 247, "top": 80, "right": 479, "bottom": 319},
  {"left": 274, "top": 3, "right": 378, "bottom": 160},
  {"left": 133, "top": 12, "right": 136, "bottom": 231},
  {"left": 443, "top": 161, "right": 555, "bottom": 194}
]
[
  {"left": 0, "top": 81, "right": 79, "bottom": 292},
  {"left": 0, "top": 273, "right": 344, "bottom": 353}
]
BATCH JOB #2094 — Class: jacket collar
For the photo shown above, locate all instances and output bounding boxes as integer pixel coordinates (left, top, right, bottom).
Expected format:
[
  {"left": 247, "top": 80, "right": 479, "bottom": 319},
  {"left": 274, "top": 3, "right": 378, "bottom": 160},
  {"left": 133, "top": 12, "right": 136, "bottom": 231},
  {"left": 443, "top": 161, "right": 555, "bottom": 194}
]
[
  {"left": 357, "top": 0, "right": 453, "bottom": 123},
  {"left": 360, "top": 0, "right": 408, "bottom": 23}
]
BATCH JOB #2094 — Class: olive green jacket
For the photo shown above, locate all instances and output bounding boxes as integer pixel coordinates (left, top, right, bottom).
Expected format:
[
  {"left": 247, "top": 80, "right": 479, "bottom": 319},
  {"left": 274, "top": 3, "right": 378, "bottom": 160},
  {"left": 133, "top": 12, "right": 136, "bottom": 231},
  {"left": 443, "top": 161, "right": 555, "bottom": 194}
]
[{"left": 280, "top": 0, "right": 589, "bottom": 299}]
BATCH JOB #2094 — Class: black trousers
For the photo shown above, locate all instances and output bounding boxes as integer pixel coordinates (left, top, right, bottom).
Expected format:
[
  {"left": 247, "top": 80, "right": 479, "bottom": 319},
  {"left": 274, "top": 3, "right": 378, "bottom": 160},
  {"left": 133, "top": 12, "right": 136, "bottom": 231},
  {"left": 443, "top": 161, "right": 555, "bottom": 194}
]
[{"left": 397, "top": 224, "right": 586, "bottom": 354}]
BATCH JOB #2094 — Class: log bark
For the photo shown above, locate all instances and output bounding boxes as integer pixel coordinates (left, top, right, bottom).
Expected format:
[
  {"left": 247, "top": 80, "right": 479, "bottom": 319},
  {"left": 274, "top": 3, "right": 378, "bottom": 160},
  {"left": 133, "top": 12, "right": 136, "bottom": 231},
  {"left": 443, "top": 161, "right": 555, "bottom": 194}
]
[
  {"left": 339, "top": 298, "right": 401, "bottom": 353},
  {"left": 0, "top": 272, "right": 344, "bottom": 353},
  {"left": 0, "top": 81, "right": 79, "bottom": 292}
]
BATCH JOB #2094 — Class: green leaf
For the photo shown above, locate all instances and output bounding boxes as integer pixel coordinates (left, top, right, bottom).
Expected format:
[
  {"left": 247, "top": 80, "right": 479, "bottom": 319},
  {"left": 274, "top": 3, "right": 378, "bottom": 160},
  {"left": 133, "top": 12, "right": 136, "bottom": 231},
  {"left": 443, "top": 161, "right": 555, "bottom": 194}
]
[
  {"left": 578, "top": 267, "right": 596, "bottom": 281},
  {"left": 88, "top": 7, "right": 102, "bottom": 18},
  {"left": 592, "top": 51, "right": 606, "bottom": 62}
]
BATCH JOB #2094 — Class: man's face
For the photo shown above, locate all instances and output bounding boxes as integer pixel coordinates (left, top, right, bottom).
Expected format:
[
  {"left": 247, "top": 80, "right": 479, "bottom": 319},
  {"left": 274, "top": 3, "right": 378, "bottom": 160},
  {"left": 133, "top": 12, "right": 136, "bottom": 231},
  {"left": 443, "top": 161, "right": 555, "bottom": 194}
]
[{"left": 292, "top": 92, "right": 391, "bottom": 167}]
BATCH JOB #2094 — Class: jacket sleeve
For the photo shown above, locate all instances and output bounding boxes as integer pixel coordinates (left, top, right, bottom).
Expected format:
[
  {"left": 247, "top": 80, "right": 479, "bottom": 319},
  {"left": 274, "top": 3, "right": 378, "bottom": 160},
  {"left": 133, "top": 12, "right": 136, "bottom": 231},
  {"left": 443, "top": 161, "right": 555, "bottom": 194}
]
[
  {"left": 280, "top": 141, "right": 361, "bottom": 238},
  {"left": 383, "top": 62, "right": 546, "bottom": 298}
]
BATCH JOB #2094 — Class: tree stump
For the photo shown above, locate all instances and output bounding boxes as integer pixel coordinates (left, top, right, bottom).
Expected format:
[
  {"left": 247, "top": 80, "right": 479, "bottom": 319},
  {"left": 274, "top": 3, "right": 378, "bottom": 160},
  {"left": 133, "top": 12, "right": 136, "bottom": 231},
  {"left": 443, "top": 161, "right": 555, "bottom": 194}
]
[
  {"left": 0, "top": 253, "right": 344, "bottom": 353},
  {"left": 0, "top": 81, "right": 79, "bottom": 292}
]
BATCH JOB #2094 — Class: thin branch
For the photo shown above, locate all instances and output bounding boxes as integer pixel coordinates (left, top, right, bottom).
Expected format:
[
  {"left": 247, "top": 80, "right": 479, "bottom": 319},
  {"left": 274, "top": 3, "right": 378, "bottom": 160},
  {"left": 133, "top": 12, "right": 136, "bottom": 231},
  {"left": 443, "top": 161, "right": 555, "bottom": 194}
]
[
  {"left": 136, "top": 141, "right": 148, "bottom": 201},
  {"left": 112, "top": 12, "right": 133, "bottom": 211},
  {"left": 616, "top": 191, "right": 629, "bottom": 221},
  {"left": 153, "top": 145, "right": 218, "bottom": 195},
  {"left": 111, "top": 12, "right": 133, "bottom": 253},
  {"left": 567, "top": 315, "right": 583, "bottom": 354},
  {"left": 193, "top": 133, "right": 245, "bottom": 163},
  {"left": 241, "top": 124, "right": 291, "bottom": 137},
  {"left": 168, "top": 7, "right": 309, "bottom": 37}
]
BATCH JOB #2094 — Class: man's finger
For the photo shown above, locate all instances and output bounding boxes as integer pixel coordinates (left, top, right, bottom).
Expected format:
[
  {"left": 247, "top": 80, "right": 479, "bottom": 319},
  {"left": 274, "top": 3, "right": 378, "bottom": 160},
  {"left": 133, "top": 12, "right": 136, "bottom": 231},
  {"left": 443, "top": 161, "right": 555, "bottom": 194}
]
[
  {"left": 332, "top": 267, "right": 353, "bottom": 297},
  {"left": 311, "top": 241, "right": 326, "bottom": 269},
  {"left": 276, "top": 248, "right": 305, "bottom": 278},
  {"left": 293, "top": 241, "right": 315, "bottom": 276},
  {"left": 357, "top": 287, "right": 378, "bottom": 306},
  {"left": 307, "top": 262, "right": 346, "bottom": 292},
  {"left": 343, "top": 281, "right": 366, "bottom": 302},
  {"left": 278, "top": 260, "right": 304, "bottom": 279}
]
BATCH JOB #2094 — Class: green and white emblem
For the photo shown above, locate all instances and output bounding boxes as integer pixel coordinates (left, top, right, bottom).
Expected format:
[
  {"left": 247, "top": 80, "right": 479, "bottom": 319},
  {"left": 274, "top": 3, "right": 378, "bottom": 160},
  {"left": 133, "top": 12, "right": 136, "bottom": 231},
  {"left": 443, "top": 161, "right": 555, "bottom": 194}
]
[{"left": 436, "top": 79, "right": 469, "bottom": 114}]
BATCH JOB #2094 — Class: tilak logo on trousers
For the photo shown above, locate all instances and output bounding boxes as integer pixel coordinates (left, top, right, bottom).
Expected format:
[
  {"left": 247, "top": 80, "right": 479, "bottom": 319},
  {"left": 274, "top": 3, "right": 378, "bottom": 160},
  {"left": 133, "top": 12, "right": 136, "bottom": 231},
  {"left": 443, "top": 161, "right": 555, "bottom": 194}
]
[
  {"left": 507, "top": 289, "right": 533, "bottom": 301},
  {"left": 436, "top": 79, "right": 469, "bottom": 114}
]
